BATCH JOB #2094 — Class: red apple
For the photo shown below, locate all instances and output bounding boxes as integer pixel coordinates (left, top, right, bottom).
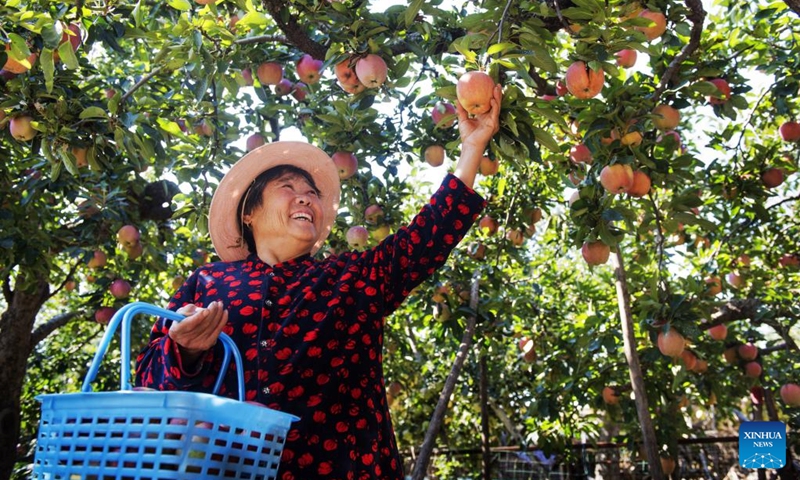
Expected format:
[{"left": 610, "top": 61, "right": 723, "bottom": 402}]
[
  {"left": 117, "top": 225, "right": 141, "bottom": 248},
  {"left": 64, "top": 279, "right": 77, "bottom": 292},
  {"left": 581, "top": 241, "right": 610, "bottom": 266},
  {"left": 171, "top": 275, "right": 185, "bottom": 292},
  {"left": 110, "top": 279, "right": 132, "bottom": 299},
  {"left": 431, "top": 101, "right": 457, "bottom": 128},
  {"left": 707, "top": 324, "right": 727, "bottom": 341},
  {"left": 555, "top": 80, "right": 569, "bottom": 96},
  {"left": 2, "top": 44, "right": 37, "bottom": 74},
  {"left": 296, "top": 54, "right": 323, "bottom": 85},
  {"left": 256, "top": 62, "right": 283, "bottom": 86},
  {"left": 599, "top": 164, "right": 634, "bottom": 194},
  {"left": 364, "top": 205, "right": 384, "bottom": 225},
  {"left": 738, "top": 343, "right": 758, "bottom": 361},
  {"left": 635, "top": 10, "right": 667, "bottom": 41},
  {"left": 656, "top": 130, "right": 681, "bottom": 145},
  {"left": 519, "top": 337, "right": 536, "bottom": 363},
  {"left": 778, "top": 253, "right": 799, "bottom": 268},
  {"left": 241, "top": 68, "right": 254, "bottom": 86},
  {"left": 434, "top": 302, "right": 451, "bottom": 322},
  {"left": 505, "top": 228, "right": 524, "bottom": 246},
  {"left": 193, "top": 120, "right": 212, "bottom": 136},
  {"left": 467, "top": 242, "right": 486, "bottom": 260},
  {"left": 602, "top": 386, "right": 620, "bottom": 405},
  {"left": 625, "top": 170, "right": 651, "bottom": 197},
  {"left": 335, "top": 59, "right": 359, "bottom": 87},
  {"left": 569, "top": 143, "right": 592, "bottom": 164},
  {"left": 565, "top": 61, "right": 604, "bottom": 100},
  {"left": 707, "top": 78, "right": 731, "bottom": 104},
  {"left": 780, "top": 383, "right": 800, "bottom": 406},
  {"left": 744, "top": 361, "right": 762, "bottom": 378},
  {"left": 657, "top": 327, "right": 685, "bottom": 358},
  {"left": 456, "top": 71, "right": 496, "bottom": 115},
  {"left": 738, "top": 254, "right": 751, "bottom": 266},
  {"left": 274, "top": 78, "right": 294, "bottom": 96},
  {"left": 291, "top": 82, "right": 307, "bottom": 101},
  {"left": 478, "top": 215, "right": 498, "bottom": 235},
  {"left": 246, "top": 134, "right": 265, "bottom": 152},
  {"left": 125, "top": 241, "right": 143, "bottom": 260},
  {"left": 332, "top": 151, "right": 358, "bottom": 179},
  {"left": 94, "top": 307, "right": 117, "bottom": 325},
  {"left": 61, "top": 23, "right": 83, "bottom": 52},
  {"left": 424, "top": 145, "right": 445, "bottom": 167},
  {"left": 761, "top": 168, "right": 785, "bottom": 188},
  {"left": 652, "top": 104, "right": 680, "bottom": 130},
  {"left": 346, "top": 225, "right": 369, "bottom": 249},
  {"left": 88, "top": 250, "right": 107, "bottom": 269},
  {"left": 10, "top": 116, "right": 36, "bottom": 141},
  {"left": 71, "top": 146, "right": 88, "bottom": 168},
  {"left": 705, "top": 276, "right": 722, "bottom": 296},
  {"left": 340, "top": 80, "right": 366, "bottom": 95},
  {"left": 479, "top": 156, "right": 499, "bottom": 175},
  {"left": 681, "top": 350, "right": 697, "bottom": 370},
  {"left": 660, "top": 458, "right": 676, "bottom": 476},
  {"left": 615, "top": 49, "right": 637, "bottom": 68},
  {"left": 354, "top": 54, "right": 388, "bottom": 88},
  {"left": 779, "top": 121, "right": 800, "bottom": 142},
  {"left": 726, "top": 271, "right": 744, "bottom": 289}
]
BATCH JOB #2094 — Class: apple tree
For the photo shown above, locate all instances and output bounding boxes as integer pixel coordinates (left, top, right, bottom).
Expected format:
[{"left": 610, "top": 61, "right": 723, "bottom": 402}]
[{"left": 2, "top": 0, "right": 800, "bottom": 479}]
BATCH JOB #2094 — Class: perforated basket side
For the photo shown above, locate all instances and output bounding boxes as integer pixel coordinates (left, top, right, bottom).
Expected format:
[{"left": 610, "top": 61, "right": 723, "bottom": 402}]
[{"left": 33, "top": 391, "right": 297, "bottom": 480}]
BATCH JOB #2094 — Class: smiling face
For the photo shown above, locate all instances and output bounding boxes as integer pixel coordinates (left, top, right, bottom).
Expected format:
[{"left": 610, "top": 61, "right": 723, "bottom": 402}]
[{"left": 240, "top": 166, "right": 324, "bottom": 263}]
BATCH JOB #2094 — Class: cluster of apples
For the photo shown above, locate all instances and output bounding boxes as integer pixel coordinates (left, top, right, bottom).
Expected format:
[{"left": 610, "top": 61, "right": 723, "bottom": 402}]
[
  {"left": 335, "top": 54, "right": 388, "bottom": 94},
  {"left": 561, "top": 7, "right": 668, "bottom": 101},
  {"left": 3, "top": 23, "right": 84, "bottom": 143}
]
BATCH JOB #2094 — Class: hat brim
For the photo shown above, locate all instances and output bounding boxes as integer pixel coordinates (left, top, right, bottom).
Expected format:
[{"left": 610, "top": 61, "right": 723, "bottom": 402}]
[{"left": 209, "top": 141, "right": 340, "bottom": 263}]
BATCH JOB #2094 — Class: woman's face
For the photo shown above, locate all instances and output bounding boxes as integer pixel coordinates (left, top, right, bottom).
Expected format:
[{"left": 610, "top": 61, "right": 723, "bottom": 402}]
[{"left": 243, "top": 172, "right": 323, "bottom": 253}]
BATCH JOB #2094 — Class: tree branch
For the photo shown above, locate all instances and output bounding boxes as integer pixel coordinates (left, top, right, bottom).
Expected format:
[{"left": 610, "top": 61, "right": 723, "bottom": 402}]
[
  {"left": 30, "top": 311, "right": 83, "bottom": 348},
  {"left": 653, "top": 0, "right": 706, "bottom": 101},
  {"left": 706, "top": 298, "right": 761, "bottom": 326},
  {"left": 783, "top": 0, "right": 800, "bottom": 16},
  {"left": 121, "top": 66, "right": 164, "bottom": 104},
  {"left": 262, "top": 0, "right": 327, "bottom": 59}
]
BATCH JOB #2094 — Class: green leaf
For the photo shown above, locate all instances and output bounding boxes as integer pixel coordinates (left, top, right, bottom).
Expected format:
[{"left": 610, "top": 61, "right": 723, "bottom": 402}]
[
  {"left": 531, "top": 126, "right": 560, "bottom": 153},
  {"left": 80, "top": 107, "right": 108, "bottom": 119},
  {"left": 57, "top": 41, "right": 79, "bottom": 70},
  {"left": 40, "top": 48, "right": 55, "bottom": 93},
  {"left": 405, "top": 0, "right": 424, "bottom": 28},
  {"left": 132, "top": 0, "right": 146, "bottom": 28},
  {"left": 487, "top": 43, "right": 516, "bottom": 56},
  {"left": 168, "top": 0, "right": 192, "bottom": 11}
]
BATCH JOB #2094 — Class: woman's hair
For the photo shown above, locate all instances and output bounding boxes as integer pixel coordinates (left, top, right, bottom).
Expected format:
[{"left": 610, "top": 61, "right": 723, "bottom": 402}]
[{"left": 236, "top": 164, "right": 320, "bottom": 254}]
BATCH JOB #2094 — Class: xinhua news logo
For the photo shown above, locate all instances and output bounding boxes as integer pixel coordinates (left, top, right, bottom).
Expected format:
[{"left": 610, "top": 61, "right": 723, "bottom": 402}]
[{"left": 739, "top": 421, "right": 786, "bottom": 469}]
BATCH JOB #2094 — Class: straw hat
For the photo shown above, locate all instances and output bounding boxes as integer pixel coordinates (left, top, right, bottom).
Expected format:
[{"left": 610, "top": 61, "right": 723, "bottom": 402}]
[{"left": 209, "top": 141, "right": 340, "bottom": 262}]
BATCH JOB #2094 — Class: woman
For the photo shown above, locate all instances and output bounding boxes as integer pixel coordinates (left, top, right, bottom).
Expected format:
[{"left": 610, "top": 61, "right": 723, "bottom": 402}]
[{"left": 135, "top": 84, "right": 502, "bottom": 480}]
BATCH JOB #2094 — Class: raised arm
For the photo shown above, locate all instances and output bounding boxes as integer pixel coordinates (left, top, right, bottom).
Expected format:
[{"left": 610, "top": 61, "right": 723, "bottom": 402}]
[{"left": 452, "top": 84, "right": 503, "bottom": 188}]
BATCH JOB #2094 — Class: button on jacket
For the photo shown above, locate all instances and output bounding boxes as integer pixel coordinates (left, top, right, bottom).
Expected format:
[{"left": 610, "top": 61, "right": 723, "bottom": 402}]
[{"left": 135, "top": 174, "right": 486, "bottom": 480}]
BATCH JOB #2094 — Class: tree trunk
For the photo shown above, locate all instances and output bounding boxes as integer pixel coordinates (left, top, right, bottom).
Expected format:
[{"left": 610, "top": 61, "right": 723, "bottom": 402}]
[
  {"left": 411, "top": 270, "right": 481, "bottom": 480},
  {"left": 479, "top": 354, "right": 491, "bottom": 480},
  {"left": 611, "top": 249, "right": 665, "bottom": 480},
  {"left": 0, "top": 270, "right": 48, "bottom": 480}
]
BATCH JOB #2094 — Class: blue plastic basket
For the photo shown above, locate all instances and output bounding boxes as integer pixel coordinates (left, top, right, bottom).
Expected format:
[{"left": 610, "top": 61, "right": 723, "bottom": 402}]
[{"left": 33, "top": 301, "right": 298, "bottom": 480}]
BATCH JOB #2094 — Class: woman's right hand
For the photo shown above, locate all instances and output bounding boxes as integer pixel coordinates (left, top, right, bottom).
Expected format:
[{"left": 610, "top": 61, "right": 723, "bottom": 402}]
[{"left": 168, "top": 301, "right": 228, "bottom": 361}]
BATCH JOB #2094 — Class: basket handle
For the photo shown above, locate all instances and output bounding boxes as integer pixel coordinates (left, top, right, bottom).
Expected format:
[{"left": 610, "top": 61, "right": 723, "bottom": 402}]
[{"left": 81, "top": 301, "right": 246, "bottom": 401}]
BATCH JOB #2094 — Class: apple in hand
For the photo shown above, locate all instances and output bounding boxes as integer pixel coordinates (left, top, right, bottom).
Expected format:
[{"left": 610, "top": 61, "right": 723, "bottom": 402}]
[{"left": 456, "top": 71, "right": 495, "bottom": 115}]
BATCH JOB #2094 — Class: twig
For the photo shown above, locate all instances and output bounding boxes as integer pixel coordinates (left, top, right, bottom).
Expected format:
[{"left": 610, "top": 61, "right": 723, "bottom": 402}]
[
  {"left": 30, "top": 311, "right": 83, "bottom": 348},
  {"left": 652, "top": 0, "right": 706, "bottom": 102},
  {"left": 121, "top": 66, "right": 164, "bottom": 104},
  {"left": 234, "top": 34, "right": 290, "bottom": 46}
]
